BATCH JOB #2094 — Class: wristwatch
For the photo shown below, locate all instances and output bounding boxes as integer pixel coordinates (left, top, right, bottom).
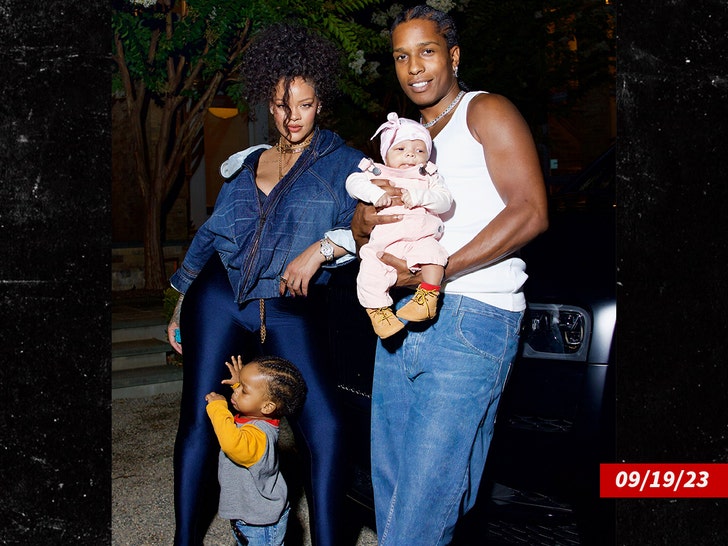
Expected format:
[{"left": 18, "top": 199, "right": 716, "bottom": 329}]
[{"left": 319, "top": 238, "right": 335, "bottom": 262}]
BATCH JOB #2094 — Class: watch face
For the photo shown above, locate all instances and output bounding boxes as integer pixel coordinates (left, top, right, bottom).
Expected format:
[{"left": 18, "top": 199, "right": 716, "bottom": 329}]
[{"left": 321, "top": 239, "right": 334, "bottom": 260}]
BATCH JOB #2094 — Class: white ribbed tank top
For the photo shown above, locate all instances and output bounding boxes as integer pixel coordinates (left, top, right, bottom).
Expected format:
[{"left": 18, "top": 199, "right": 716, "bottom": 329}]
[{"left": 432, "top": 91, "right": 527, "bottom": 311}]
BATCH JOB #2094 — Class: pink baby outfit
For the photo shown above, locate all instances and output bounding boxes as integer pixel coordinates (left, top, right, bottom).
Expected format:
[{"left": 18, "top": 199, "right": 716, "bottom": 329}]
[{"left": 346, "top": 158, "right": 451, "bottom": 308}]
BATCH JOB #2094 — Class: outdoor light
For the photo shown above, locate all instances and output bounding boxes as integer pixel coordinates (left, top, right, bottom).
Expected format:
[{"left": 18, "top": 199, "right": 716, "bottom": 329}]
[{"left": 521, "top": 304, "right": 591, "bottom": 361}]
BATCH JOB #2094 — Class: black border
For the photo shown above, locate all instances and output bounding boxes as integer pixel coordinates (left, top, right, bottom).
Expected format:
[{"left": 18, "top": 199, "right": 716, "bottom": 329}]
[
  {"left": 615, "top": 0, "right": 728, "bottom": 543},
  {"left": 0, "top": 0, "right": 111, "bottom": 543}
]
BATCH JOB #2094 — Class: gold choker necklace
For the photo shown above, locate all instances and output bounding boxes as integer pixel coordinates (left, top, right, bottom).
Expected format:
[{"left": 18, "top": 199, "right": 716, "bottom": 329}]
[
  {"left": 275, "top": 133, "right": 314, "bottom": 154},
  {"left": 276, "top": 133, "right": 313, "bottom": 180}
]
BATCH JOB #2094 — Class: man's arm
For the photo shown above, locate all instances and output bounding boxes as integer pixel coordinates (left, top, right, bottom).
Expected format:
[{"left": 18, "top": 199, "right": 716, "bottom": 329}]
[
  {"left": 376, "top": 93, "right": 548, "bottom": 286},
  {"left": 443, "top": 93, "right": 548, "bottom": 282}
]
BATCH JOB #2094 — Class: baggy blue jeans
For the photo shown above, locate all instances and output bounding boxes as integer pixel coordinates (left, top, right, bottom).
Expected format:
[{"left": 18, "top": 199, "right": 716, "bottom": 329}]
[
  {"left": 230, "top": 505, "right": 290, "bottom": 546},
  {"left": 370, "top": 293, "right": 523, "bottom": 546},
  {"left": 173, "top": 256, "right": 345, "bottom": 546}
]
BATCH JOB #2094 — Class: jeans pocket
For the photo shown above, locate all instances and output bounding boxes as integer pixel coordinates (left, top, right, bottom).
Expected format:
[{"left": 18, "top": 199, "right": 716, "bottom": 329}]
[{"left": 454, "top": 307, "right": 513, "bottom": 362}]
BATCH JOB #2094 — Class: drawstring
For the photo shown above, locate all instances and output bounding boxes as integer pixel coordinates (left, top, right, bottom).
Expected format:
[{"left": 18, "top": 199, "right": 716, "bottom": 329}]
[{"left": 259, "top": 298, "right": 266, "bottom": 344}]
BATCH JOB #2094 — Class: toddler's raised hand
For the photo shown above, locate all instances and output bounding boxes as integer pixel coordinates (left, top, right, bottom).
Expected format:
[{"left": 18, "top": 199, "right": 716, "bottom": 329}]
[{"left": 222, "top": 355, "right": 245, "bottom": 387}]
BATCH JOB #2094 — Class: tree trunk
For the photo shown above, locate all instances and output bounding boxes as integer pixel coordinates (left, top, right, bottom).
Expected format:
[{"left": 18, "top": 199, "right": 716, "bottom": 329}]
[
  {"left": 114, "top": 14, "right": 249, "bottom": 291},
  {"left": 143, "top": 191, "right": 167, "bottom": 290}
]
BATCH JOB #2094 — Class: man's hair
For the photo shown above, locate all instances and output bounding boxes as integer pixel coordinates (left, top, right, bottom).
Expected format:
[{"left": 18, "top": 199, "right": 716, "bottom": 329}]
[
  {"left": 240, "top": 22, "right": 342, "bottom": 121},
  {"left": 391, "top": 4, "right": 459, "bottom": 50},
  {"left": 252, "top": 355, "right": 308, "bottom": 418}
]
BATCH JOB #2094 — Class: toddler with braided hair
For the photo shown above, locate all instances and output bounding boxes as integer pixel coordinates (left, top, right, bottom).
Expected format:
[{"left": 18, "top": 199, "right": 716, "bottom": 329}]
[{"left": 205, "top": 355, "right": 307, "bottom": 546}]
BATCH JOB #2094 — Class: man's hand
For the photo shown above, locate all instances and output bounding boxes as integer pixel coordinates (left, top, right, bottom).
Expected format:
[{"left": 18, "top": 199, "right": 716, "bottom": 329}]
[
  {"left": 351, "top": 201, "right": 404, "bottom": 253},
  {"left": 378, "top": 252, "right": 422, "bottom": 289},
  {"left": 370, "top": 178, "right": 404, "bottom": 206},
  {"left": 351, "top": 178, "right": 405, "bottom": 250}
]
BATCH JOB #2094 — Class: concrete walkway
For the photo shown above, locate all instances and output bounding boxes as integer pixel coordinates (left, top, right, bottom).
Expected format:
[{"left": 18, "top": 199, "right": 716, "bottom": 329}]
[{"left": 112, "top": 392, "right": 378, "bottom": 545}]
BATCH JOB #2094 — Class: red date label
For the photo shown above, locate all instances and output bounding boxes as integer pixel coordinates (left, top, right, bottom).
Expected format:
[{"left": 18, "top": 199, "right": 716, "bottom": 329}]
[{"left": 600, "top": 464, "right": 728, "bottom": 498}]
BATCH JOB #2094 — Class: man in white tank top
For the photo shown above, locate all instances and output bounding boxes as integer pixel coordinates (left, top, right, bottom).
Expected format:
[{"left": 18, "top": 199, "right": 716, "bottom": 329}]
[{"left": 351, "top": 5, "right": 549, "bottom": 546}]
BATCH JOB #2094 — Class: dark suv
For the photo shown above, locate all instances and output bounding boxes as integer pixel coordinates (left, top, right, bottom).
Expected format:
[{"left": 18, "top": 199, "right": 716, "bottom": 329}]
[{"left": 323, "top": 145, "right": 616, "bottom": 545}]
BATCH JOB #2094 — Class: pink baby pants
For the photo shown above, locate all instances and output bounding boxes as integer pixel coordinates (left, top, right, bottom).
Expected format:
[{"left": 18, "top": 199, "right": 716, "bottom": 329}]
[{"left": 358, "top": 207, "right": 448, "bottom": 308}]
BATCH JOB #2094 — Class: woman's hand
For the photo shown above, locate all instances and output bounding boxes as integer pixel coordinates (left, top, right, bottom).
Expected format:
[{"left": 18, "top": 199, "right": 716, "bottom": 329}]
[
  {"left": 279, "top": 241, "right": 327, "bottom": 297},
  {"left": 222, "top": 355, "right": 244, "bottom": 387},
  {"left": 167, "top": 293, "right": 184, "bottom": 354}
]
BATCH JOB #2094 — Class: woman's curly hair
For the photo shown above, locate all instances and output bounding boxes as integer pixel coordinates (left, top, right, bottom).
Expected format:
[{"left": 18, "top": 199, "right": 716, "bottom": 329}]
[
  {"left": 251, "top": 355, "right": 308, "bottom": 419},
  {"left": 240, "top": 22, "right": 342, "bottom": 120}
]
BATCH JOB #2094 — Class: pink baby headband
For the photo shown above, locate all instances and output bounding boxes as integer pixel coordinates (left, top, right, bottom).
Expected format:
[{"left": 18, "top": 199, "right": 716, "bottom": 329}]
[{"left": 371, "top": 112, "right": 432, "bottom": 161}]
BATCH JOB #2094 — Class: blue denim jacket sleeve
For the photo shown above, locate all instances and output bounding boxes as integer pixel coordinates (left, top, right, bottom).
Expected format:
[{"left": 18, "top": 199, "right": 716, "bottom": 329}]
[
  {"left": 169, "top": 178, "right": 237, "bottom": 294},
  {"left": 169, "top": 224, "right": 215, "bottom": 294}
]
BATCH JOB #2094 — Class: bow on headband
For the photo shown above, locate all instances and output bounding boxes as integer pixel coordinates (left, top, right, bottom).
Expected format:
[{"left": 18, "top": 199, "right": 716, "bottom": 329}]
[{"left": 371, "top": 112, "right": 432, "bottom": 162}]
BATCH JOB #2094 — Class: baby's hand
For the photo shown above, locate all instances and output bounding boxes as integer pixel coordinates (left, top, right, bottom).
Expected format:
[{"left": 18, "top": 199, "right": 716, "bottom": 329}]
[
  {"left": 374, "top": 193, "right": 392, "bottom": 208},
  {"left": 205, "top": 392, "right": 225, "bottom": 403},
  {"left": 222, "top": 355, "right": 244, "bottom": 387},
  {"left": 401, "top": 189, "right": 414, "bottom": 209}
]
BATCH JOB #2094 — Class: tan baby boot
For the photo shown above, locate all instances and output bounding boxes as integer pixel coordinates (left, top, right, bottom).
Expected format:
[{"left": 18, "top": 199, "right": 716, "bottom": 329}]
[
  {"left": 396, "top": 286, "right": 440, "bottom": 322},
  {"left": 366, "top": 307, "right": 405, "bottom": 339}
]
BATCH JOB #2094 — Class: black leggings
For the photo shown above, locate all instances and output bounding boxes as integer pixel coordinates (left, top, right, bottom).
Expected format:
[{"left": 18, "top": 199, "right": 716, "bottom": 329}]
[{"left": 173, "top": 256, "right": 345, "bottom": 546}]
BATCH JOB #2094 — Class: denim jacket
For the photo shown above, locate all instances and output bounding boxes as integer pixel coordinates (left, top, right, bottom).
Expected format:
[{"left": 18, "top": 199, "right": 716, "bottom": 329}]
[{"left": 170, "top": 128, "right": 364, "bottom": 304}]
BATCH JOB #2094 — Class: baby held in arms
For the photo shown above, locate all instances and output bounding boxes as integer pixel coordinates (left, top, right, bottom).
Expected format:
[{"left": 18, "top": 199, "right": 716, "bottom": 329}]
[{"left": 346, "top": 113, "right": 452, "bottom": 338}]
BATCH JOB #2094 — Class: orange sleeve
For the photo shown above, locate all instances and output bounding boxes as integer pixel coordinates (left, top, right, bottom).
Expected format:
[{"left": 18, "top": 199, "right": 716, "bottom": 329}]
[{"left": 205, "top": 400, "right": 267, "bottom": 466}]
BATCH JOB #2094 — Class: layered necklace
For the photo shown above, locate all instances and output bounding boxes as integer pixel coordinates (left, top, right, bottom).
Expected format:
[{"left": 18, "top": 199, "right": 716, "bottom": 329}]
[
  {"left": 275, "top": 133, "right": 314, "bottom": 180},
  {"left": 421, "top": 90, "right": 466, "bottom": 129},
  {"left": 259, "top": 131, "right": 315, "bottom": 344}
]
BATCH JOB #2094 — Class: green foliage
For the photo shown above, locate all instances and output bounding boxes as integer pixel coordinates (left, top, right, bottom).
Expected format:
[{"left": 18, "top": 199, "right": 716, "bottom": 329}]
[
  {"left": 112, "top": 0, "right": 387, "bottom": 111},
  {"left": 113, "top": 0, "right": 613, "bottom": 138},
  {"left": 112, "top": 0, "right": 388, "bottom": 288}
]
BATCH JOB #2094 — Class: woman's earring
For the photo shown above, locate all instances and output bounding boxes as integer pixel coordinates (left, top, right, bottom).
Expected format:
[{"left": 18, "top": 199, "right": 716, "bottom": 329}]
[
  {"left": 269, "top": 106, "right": 274, "bottom": 115},
  {"left": 317, "top": 105, "right": 322, "bottom": 114},
  {"left": 454, "top": 66, "right": 459, "bottom": 78}
]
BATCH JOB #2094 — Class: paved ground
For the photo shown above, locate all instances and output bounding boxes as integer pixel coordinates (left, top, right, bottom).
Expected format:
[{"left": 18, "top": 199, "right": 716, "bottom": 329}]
[{"left": 112, "top": 392, "right": 378, "bottom": 546}]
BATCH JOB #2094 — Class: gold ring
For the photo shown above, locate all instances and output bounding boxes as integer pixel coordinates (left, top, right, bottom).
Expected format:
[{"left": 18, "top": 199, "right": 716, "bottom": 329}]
[{"left": 280, "top": 277, "right": 288, "bottom": 283}]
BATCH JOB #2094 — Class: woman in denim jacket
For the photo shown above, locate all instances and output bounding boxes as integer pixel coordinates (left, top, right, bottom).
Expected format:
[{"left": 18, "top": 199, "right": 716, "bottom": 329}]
[{"left": 166, "top": 24, "right": 363, "bottom": 546}]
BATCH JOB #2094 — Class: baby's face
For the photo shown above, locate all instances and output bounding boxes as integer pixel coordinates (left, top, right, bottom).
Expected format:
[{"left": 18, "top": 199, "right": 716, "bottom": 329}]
[{"left": 386, "top": 139, "right": 429, "bottom": 169}]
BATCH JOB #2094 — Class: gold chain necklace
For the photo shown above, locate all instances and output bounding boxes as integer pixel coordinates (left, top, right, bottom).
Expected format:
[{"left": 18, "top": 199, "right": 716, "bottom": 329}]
[
  {"left": 259, "top": 132, "right": 315, "bottom": 344},
  {"left": 276, "top": 133, "right": 314, "bottom": 180}
]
